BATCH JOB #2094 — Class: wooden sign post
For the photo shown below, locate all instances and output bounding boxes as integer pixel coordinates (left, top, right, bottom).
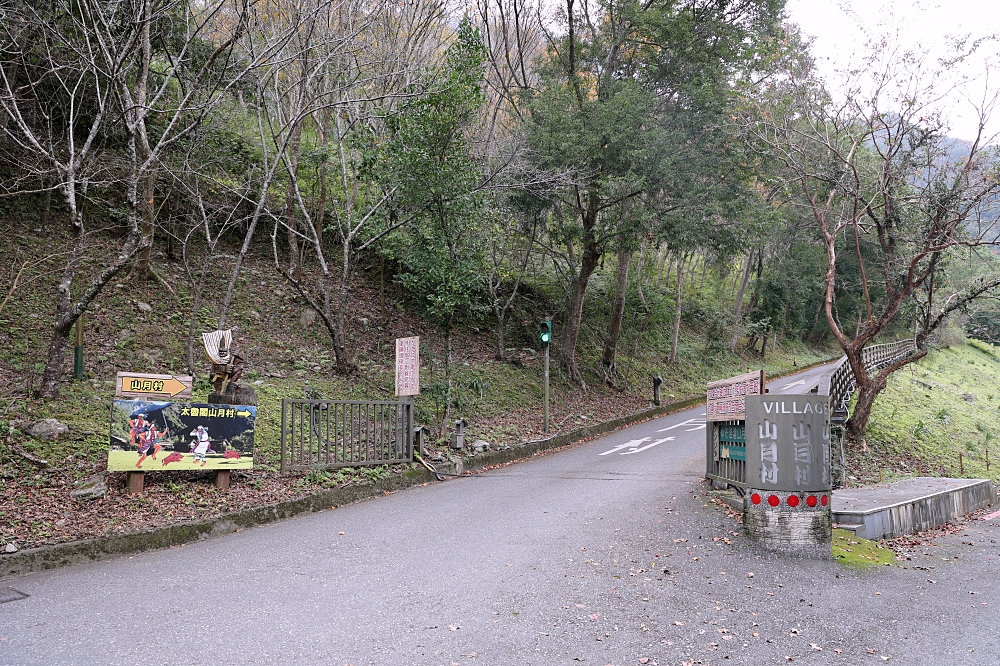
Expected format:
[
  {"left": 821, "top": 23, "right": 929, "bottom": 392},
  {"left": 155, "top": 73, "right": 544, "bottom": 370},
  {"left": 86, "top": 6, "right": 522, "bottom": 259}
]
[
  {"left": 116, "top": 372, "right": 193, "bottom": 400},
  {"left": 394, "top": 337, "right": 420, "bottom": 397}
]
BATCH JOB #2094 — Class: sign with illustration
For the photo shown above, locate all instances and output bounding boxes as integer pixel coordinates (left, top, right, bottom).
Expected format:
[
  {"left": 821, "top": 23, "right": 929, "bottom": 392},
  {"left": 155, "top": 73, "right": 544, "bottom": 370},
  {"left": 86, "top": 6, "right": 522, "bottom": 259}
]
[
  {"left": 744, "top": 395, "right": 830, "bottom": 493},
  {"left": 108, "top": 399, "right": 255, "bottom": 471},
  {"left": 395, "top": 336, "right": 420, "bottom": 396},
  {"left": 706, "top": 370, "right": 764, "bottom": 422},
  {"left": 115, "top": 372, "right": 193, "bottom": 399}
]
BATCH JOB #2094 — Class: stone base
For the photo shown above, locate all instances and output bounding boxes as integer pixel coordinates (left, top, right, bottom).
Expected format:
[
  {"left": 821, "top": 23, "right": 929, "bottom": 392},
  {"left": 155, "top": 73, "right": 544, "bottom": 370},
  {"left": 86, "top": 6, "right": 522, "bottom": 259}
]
[{"left": 743, "top": 488, "right": 832, "bottom": 559}]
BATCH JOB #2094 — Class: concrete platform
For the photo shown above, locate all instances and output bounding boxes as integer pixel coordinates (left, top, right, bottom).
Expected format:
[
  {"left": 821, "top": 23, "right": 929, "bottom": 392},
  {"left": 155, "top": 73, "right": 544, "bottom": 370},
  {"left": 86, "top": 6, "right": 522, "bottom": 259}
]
[{"left": 832, "top": 477, "right": 996, "bottom": 540}]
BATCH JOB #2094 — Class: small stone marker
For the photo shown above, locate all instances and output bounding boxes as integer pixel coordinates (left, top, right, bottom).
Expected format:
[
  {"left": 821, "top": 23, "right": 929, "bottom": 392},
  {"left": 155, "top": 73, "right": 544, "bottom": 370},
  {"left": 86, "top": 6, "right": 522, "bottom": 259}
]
[
  {"left": 29, "top": 419, "right": 68, "bottom": 440},
  {"left": 70, "top": 474, "right": 107, "bottom": 500}
]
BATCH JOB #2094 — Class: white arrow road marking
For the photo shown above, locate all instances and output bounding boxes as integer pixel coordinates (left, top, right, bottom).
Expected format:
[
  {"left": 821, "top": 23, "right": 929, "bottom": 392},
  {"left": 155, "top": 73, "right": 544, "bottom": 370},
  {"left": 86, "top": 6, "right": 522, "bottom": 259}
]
[
  {"left": 657, "top": 418, "right": 705, "bottom": 432},
  {"left": 781, "top": 379, "right": 806, "bottom": 390},
  {"left": 599, "top": 437, "right": 650, "bottom": 456},
  {"left": 685, "top": 423, "right": 706, "bottom": 431},
  {"left": 619, "top": 437, "right": 674, "bottom": 455}
]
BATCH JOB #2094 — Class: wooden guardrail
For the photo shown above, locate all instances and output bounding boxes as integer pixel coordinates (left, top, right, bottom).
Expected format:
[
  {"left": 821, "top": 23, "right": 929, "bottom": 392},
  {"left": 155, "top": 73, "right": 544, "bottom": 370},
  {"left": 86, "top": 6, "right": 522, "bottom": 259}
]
[{"left": 816, "top": 339, "right": 917, "bottom": 424}]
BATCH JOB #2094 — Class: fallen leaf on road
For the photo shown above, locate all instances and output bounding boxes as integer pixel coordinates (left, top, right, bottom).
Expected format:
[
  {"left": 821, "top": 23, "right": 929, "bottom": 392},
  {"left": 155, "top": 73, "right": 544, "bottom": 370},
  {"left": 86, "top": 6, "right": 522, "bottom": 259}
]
[
  {"left": 834, "top": 649, "right": 842, "bottom": 654},
  {"left": 337, "top": 531, "right": 345, "bottom": 535},
  {"left": 810, "top": 644, "right": 822, "bottom": 651},
  {"left": 448, "top": 625, "right": 459, "bottom": 631},
  {"left": 640, "top": 659, "right": 650, "bottom": 664},
  {"left": 747, "top": 572, "right": 754, "bottom": 578},
  {"left": 673, "top": 621, "right": 684, "bottom": 626},
  {"left": 673, "top": 539, "right": 688, "bottom": 543}
]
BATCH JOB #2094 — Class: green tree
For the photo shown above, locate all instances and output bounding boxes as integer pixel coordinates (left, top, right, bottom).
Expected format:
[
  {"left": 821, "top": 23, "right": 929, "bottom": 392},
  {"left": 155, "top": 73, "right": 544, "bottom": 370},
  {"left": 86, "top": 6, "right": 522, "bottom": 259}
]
[{"left": 385, "top": 18, "right": 490, "bottom": 429}]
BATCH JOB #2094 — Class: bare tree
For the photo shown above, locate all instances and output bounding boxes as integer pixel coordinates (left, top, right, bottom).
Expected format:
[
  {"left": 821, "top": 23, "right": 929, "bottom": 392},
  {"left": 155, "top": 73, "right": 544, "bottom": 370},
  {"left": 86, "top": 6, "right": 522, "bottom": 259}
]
[{"left": 745, "top": 32, "right": 1000, "bottom": 443}]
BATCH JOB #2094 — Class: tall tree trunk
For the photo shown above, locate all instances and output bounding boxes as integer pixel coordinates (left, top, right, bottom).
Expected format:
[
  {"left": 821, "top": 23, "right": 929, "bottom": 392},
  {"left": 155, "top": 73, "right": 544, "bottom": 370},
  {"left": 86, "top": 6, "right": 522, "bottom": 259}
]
[
  {"left": 285, "top": 120, "right": 303, "bottom": 279},
  {"left": 130, "top": 0, "right": 155, "bottom": 279},
  {"left": 728, "top": 252, "right": 754, "bottom": 351},
  {"left": 668, "top": 253, "right": 687, "bottom": 364},
  {"left": 332, "top": 236, "right": 353, "bottom": 373},
  {"left": 601, "top": 246, "right": 631, "bottom": 381},
  {"left": 443, "top": 326, "right": 453, "bottom": 432},
  {"left": 314, "top": 109, "right": 328, "bottom": 246},
  {"left": 656, "top": 243, "right": 668, "bottom": 283},
  {"left": 635, "top": 239, "right": 649, "bottom": 312},
  {"left": 559, "top": 196, "right": 601, "bottom": 386}
]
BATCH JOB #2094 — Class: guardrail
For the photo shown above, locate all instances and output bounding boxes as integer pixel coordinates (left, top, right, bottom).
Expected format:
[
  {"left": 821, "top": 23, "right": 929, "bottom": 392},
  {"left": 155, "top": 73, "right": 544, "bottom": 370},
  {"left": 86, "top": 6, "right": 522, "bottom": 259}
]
[
  {"left": 816, "top": 339, "right": 917, "bottom": 424},
  {"left": 280, "top": 399, "right": 413, "bottom": 472}
]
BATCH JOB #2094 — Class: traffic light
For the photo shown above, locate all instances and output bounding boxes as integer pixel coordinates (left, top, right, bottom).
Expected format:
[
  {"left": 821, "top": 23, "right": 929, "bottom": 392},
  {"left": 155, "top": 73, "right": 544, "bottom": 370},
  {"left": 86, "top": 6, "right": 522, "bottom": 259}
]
[{"left": 539, "top": 320, "right": 552, "bottom": 345}]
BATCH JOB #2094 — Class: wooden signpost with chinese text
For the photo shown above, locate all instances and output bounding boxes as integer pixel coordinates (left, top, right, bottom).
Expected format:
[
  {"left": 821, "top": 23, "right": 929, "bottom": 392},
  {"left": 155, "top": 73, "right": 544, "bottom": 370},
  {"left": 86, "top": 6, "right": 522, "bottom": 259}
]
[
  {"left": 395, "top": 337, "right": 420, "bottom": 397},
  {"left": 116, "top": 372, "right": 193, "bottom": 400},
  {"left": 705, "top": 370, "right": 764, "bottom": 422}
]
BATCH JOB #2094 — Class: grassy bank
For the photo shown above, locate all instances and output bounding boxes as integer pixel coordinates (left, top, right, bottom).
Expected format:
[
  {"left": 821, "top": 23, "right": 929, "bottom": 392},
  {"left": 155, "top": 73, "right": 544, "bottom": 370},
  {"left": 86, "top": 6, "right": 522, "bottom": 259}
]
[{"left": 858, "top": 340, "right": 1000, "bottom": 485}]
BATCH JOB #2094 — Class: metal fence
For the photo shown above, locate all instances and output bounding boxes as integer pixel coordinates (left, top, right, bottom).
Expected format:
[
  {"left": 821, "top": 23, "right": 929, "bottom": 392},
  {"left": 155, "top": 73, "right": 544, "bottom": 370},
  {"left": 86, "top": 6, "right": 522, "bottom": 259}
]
[
  {"left": 817, "top": 339, "right": 917, "bottom": 424},
  {"left": 708, "top": 420, "right": 747, "bottom": 487},
  {"left": 280, "top": 399, "right": 413, "bottom": 472}
]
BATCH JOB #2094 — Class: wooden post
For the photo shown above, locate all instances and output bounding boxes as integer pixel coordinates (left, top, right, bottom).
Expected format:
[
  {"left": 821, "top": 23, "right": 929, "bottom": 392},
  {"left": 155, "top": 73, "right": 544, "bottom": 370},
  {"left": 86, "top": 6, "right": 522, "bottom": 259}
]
[
  {"left": 959, "top": 453, "right": 964, "bottom": 476},
  {"left": 126, "top": 471, "right": 144, "bottom": 494},
  {"left": 214, "top": 470, "right": 230, "bottom": 491}
]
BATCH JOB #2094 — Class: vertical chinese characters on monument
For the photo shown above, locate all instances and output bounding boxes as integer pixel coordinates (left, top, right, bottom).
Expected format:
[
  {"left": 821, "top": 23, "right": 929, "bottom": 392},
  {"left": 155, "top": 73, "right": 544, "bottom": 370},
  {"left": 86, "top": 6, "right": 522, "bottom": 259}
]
[
  {"left": 745, "top": 395, "right": 830, "bottom": 492},
  {"left": 395, "top": 336, "right": 420, "bottom": 397}
]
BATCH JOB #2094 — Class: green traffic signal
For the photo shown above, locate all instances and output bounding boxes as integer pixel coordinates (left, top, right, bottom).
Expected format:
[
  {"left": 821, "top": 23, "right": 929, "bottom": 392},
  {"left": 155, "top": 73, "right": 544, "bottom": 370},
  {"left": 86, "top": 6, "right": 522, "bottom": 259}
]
[{"left": 540, "top": 320, "right": 552, "bottom": 345}]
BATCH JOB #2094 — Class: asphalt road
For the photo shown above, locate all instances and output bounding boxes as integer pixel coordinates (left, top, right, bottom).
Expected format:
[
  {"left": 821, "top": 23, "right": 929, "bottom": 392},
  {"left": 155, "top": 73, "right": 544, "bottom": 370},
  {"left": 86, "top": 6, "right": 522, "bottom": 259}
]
[{"left": 3, "top": 362, "right": 999, "bottom": 666}]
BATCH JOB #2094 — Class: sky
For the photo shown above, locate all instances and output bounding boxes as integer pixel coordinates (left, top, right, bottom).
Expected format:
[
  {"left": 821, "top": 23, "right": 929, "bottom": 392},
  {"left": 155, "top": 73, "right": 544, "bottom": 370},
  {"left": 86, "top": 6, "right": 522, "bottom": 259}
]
[{"left": 784, "top": 0, "right": 1000, "bottom": 141}]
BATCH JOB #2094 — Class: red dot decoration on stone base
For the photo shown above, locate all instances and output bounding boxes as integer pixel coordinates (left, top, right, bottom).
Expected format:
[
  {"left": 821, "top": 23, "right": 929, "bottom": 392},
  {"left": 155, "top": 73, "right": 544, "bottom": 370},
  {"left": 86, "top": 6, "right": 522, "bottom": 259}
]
[
  {"left": 787, "top": 495, "right": 800, "bottom": 507},
  {"left": 751, "top": 493, "right": 761, "bottom": 505},
  {"left": 821, "top": 494, "right": 828, "bottom": 506},
  {"left": 767, "top": 495, "right": 780, "bottom": 507},
  {"left": 806, "top": 495, "right": 817, "bottom": 507}
]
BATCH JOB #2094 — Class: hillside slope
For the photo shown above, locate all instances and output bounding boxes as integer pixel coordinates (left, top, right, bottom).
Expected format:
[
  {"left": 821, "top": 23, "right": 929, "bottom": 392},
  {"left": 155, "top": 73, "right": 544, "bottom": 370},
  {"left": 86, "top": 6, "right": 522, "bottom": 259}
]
[{"left": 859, "top": 340, "right": 1000, "bottom": 484}]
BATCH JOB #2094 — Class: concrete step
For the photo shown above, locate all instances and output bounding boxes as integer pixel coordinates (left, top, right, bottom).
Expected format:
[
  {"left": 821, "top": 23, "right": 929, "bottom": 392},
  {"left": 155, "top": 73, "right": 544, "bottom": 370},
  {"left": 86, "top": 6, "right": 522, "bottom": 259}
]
[{"left": 830, "top": 477, "right": 996, "bottom": 540}]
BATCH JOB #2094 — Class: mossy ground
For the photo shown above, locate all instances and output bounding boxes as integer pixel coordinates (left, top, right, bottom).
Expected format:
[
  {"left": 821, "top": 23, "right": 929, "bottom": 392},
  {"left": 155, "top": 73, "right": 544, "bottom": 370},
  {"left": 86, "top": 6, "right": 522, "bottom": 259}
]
[
  {"left": 831, "top": 528, "right": 896, "bottom": 568},
  {"left": 859, "top": 340, "right": 1000, "bottom": 485}
]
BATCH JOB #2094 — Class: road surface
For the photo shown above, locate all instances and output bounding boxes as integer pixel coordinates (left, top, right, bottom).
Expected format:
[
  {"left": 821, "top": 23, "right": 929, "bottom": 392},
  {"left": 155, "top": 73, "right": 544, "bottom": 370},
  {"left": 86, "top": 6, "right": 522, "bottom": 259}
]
[{"left": 2, "top": 361, "right": 998, "bottom": 665}]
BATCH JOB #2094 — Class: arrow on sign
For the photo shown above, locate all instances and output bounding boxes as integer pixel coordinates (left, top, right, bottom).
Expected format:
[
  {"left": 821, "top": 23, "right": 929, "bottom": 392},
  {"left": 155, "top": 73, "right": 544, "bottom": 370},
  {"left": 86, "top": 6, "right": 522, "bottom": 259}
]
[
  {"left": 119, "top": 375, "right": 190, "bottom": 397},
  {"left": 236, "top": 409, "right": 252, "bottom": 418}
]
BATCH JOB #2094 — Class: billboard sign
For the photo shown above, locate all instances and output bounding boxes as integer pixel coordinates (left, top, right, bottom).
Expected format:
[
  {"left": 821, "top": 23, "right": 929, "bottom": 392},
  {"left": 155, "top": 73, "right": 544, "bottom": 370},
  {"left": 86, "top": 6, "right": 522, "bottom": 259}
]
[{"left": 109, "top": 399, "right": 255, "bottom": 471}]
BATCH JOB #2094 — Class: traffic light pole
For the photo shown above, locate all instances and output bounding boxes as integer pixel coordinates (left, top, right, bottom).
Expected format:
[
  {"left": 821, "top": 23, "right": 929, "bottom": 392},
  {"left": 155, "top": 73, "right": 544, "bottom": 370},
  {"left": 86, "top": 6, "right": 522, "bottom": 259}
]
[{"left": 543, "top": 343, "right": 549, "bottom": 433}]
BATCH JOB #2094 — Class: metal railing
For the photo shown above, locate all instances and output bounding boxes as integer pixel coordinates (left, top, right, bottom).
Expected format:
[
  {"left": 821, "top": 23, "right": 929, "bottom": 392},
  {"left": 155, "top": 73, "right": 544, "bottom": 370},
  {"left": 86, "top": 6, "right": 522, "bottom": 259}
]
[
  {"left": 817, "top": 339, "right": 917, "bottom": 424},
  {"left": 280, "top": 399, "right": 413, "bottom": 472},
  {"left": 708, "top": 420, "right": 747, "bottom": 488}
]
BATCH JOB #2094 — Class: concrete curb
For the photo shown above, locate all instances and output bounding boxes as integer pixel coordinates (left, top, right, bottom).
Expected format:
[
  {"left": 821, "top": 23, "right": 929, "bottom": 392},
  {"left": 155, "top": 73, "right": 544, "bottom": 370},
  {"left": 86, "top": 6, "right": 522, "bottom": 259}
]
[{"left": 1, "top": 354, "right": 837, "bottom": 580}]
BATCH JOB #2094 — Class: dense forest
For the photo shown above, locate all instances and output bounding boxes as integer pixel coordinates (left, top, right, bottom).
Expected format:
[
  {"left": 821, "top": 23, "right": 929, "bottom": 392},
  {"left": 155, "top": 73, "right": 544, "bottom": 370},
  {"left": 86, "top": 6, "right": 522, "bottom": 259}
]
[{"left": 2, "top": 0, "right": 999, "bottom": 444}]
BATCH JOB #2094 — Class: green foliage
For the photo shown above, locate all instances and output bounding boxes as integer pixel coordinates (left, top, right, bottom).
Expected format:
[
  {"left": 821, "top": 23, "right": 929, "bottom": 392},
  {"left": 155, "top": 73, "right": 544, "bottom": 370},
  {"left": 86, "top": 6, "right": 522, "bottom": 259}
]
[{"left": 384, "top": 18, "right": 490, "bottom": 330}]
